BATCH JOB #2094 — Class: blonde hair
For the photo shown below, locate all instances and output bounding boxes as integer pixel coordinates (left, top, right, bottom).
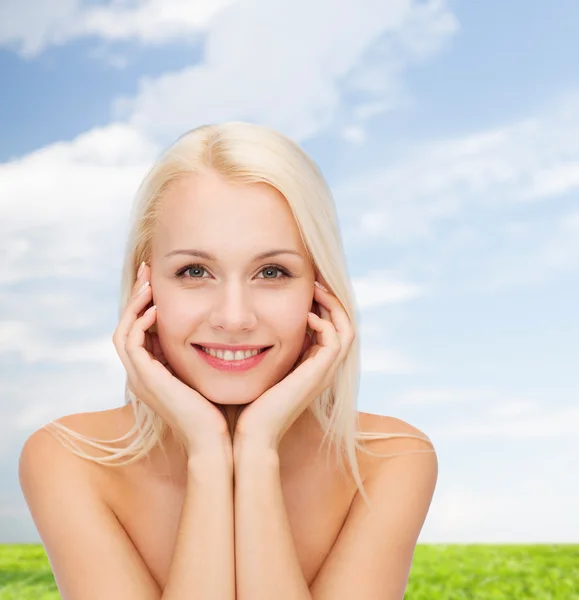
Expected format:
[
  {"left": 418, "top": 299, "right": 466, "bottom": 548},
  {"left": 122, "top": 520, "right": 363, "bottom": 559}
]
[{"left": 43, "top": 121, "right": 434, "bottom": 507}]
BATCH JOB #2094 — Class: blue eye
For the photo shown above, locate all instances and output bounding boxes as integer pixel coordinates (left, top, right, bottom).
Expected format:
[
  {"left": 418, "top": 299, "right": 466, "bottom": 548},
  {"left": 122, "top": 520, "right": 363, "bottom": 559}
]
[
  {"left": 174, "top": 264, "right": 292, "bottom": 281},
  {"left": 257, "top": 265, "right": 290, "bottom": 279},
  {"left": 176, "top": 265, "right": 206, "bottom": 279}
]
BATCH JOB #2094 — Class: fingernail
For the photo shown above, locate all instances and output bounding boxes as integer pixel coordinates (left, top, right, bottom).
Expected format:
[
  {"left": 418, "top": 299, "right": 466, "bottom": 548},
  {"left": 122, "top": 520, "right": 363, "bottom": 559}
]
[
  {"left": 137, "top": 261, "right": 145, "bottom": 278},
  {"left": 314, "top": 281, "right": 328, "bottom": 292}
]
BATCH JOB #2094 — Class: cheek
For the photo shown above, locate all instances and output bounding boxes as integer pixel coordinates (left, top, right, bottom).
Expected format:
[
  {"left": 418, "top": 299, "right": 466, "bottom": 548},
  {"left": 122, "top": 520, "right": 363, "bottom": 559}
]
[
  {"left": 271, "top": 295, "right": 311, "bottom": 346},
  {"left": 154, "top": 292, "right": 202, "bottom": 337}
]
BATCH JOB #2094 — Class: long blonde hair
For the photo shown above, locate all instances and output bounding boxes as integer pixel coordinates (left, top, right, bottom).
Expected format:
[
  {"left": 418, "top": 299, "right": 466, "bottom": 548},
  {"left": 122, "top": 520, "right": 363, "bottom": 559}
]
[{"left": 44, "top": 121, "right": 434, "bottom": 507}]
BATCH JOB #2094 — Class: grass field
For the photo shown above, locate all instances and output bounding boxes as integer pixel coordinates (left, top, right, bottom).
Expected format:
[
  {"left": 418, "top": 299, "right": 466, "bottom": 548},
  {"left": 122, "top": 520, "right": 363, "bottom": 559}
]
[{"left": 0, "top": 543, "right": 577, "bottom": 599}]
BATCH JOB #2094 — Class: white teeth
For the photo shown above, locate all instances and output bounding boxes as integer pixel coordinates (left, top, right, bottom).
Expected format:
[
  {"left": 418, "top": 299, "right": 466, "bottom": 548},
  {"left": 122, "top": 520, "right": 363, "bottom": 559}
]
[{"left": 200, "top": 346, "right": 265, "bottom": 361}]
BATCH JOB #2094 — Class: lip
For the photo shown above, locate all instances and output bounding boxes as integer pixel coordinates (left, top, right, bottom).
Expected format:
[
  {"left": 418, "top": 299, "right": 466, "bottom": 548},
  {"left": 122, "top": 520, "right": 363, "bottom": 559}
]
[
  {"left": 195, "top": 343, "right": 270, "bottom": 351},
  {"left": 192, "top": 344, "right": 272, "bottom": 372}
]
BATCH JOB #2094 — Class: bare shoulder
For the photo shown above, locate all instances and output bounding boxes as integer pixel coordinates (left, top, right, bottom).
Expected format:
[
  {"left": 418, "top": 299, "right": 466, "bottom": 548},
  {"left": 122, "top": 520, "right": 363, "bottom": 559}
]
[
  {"left": 358, "top": 411, "right": 434, "bottom": 444},
  {"left": 20, "top": 408, "right": 111, "bottom": 478},
  {"left": 45, "top": 405, "right": 132, "bottom": 439},
  {"left": 309, "top": 414, "right": 438, "bottom": 599},
  {"left": 356, "top": 411, "right": 436, "bottom": 473},
  {"left": 24, "top": 406, "right": 135, "bottom": 492},
  {"left": 38, "top": 405, "right": 184, "bottom": 486},
  {"left": 38, "top": 407, "right": 125, "bottom": 456},
  {"left": 18, "top": 408, "right": 164, "bottom": 599}
]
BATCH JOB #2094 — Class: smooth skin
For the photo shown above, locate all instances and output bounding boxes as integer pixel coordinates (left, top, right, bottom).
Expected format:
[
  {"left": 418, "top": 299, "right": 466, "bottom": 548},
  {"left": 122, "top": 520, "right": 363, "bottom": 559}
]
[
  {"left": 145, "top": 171, "right": 323, "bottom": 451},
  {"left": 131, "top": 261, "right": 349, "bottom": 455},
  {"left": 117, "top": 264, "right": 234, "bottom": 459},
  {"left": 19, "top": 171, "right": 437, "bottom": 599}
]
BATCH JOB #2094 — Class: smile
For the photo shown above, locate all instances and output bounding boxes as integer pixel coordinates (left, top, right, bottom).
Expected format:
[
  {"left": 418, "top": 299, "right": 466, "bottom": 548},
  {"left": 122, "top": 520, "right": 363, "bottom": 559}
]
[
  {"left": 199, "top": 346, "right": 269, "bottom": 360},
  {"left": 192, "top": 344, "right": 273, "bottom": 371}
]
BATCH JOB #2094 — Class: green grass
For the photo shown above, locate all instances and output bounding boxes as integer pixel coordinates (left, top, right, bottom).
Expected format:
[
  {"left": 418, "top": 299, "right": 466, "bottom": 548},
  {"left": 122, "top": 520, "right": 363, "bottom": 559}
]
[
  {"left": 1, "top": 544, "right": 577, "bottom": 599},
  {"left": 405, "top": 545, "right": 579, "bottom": 599}
]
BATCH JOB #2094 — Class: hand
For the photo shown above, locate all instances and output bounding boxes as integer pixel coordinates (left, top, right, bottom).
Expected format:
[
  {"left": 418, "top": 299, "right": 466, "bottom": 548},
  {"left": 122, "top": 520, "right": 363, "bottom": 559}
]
[
  {"left": 112, "top": 263, "right": 232, "bottom": 459},
  {"left": 233, "top": 281, "right": 355, "bottom": 452}
]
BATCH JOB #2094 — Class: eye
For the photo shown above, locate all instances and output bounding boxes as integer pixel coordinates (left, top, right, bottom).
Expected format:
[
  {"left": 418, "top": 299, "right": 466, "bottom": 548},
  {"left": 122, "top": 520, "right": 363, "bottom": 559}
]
[
  {"left": 174, "top": 263, "right": 293, "bottom": 281},
  {"left": 256, "top": 265, "right": 292, "bottom": 280},
  {"left": 175, "top": 264, "right": 208, "bottom": 279}
]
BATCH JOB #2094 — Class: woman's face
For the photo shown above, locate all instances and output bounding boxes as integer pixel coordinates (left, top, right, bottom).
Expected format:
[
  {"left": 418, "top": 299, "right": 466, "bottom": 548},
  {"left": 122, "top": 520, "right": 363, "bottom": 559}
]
[{"left": 149, "top": 170, "right": 317, "bottom": 407}]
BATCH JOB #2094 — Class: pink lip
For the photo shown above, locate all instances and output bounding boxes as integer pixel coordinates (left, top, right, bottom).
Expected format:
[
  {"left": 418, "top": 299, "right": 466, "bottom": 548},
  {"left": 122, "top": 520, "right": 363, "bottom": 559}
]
[{"left": 192, "top": 344, "right": 272, "bottom": 372}]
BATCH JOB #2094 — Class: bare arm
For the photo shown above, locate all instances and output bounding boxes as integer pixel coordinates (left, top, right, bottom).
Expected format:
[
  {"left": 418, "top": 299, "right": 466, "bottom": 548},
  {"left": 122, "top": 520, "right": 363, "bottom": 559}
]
[
  {"left": 162, "top": 445, "right": 235, "bottom": 600},
  {"left": 233, "top": 443, "right": 311, "bottom": 600},
  {"left": 19, "top": 429, "right": 236, "bottom": 600}
]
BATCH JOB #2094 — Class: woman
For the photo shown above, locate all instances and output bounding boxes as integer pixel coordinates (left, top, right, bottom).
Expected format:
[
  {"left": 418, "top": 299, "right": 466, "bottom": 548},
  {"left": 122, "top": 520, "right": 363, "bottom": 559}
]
[{"left": 19, "top": 121, "right": 438, "bottom": 600}]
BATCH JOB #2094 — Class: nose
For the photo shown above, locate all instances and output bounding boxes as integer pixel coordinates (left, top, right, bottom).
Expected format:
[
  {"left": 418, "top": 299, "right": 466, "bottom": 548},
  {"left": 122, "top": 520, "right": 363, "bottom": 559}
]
[{"left": 207, "top": 284, "right": 258, "bottom": 332}]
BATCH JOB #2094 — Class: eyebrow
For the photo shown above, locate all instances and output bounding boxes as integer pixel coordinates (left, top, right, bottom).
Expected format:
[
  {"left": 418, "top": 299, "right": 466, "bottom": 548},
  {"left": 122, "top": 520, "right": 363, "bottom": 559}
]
[{"left": 165, "top": 248, "right": 305, "bottom": 262}]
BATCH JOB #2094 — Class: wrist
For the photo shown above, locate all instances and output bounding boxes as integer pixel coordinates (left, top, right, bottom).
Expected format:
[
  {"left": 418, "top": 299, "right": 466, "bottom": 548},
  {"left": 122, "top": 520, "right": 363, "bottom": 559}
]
[
  {"left": 233, "top": 438, "right": 279, "bottom": 466},
  {"left": 187, "top": 440, "right": 233, "bottom": 473}
]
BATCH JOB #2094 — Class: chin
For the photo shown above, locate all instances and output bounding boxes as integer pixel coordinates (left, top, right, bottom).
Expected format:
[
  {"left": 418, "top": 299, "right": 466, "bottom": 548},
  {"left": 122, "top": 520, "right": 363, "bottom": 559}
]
[
  {"left": 186, "top": 376, "right": 269, "bottom": 405},
  {"left": 203, "top": 389, "right": 259, "bottom": 406}
]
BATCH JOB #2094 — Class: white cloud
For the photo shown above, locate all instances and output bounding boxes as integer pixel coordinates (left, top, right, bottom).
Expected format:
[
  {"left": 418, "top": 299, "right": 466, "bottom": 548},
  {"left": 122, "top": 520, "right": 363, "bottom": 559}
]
[
  {"left": 1, "top": 0, "right": 457, "bottom": 144},
  {"left": 0, "top": 0, "right": 80, "bottom": 58},
  {"left": 332, "top": 88, "right": 579, "bottom": 295},
  {"left": 522, "top": 161, "right": 579, "bottom": 200},
  {"left": 78, "top": 0, "right": 238, "bottom": 44},
  {"left": 340, "top": 126, "right": 367, "bottom": 145},
  {"left": 353, "top": 269, "right": 425, "bottom": 310},
  {"left": 0, "top": 0, "right": 237, "bottom": 58},
  {"left": 0, "top": 122, "right": 157, "bottom": 224},
  {"left": 341, "top": 90, "right": 579, "bottom": 246},
  {"left": 111, "top": 0, "right": 457, "bottom": 144},
  {"left": 0, "top": 123, "right": 158, "bottom": 288},
  {"left": 0, "top": 323, "right": 115, "bottom": 366}
]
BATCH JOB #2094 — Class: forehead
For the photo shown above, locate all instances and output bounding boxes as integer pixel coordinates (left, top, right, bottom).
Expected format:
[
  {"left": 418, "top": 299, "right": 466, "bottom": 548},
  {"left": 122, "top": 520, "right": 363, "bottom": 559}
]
[{"left": 153, "top": 172, "right": 305, "bottom": 254}]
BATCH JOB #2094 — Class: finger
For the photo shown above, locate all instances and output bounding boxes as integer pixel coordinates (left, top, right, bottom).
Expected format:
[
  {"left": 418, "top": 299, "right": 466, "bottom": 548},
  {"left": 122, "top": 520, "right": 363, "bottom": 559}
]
[
  {"left": 307, "top": 312, "right": 340, "bottom": 357},
  {"left": 311, "top": 296, "right": 354, "bottom": 372},
  {"left": 129, "top": 267, "right": 150, "bottom": 305},
  {"left": 125, "top": 304, "right": 157, "bottom": 366},
  {"left": 313, "top": 284, "right": 355, "bottom": 347},
  {"left": 125, "top": 305, "right": 167, "bottom": 393},
  {"left": 112, "top": 283, "right": 153, "bottom": 391},
  {"left": 111, "top": 263, "right": 153, "bottom": 391},
  {"left": 118, "top": 279, "right": 152, "bottom": 341},
  {"left": 124, "top": 305, "right": 184, "bottom": 417},
  {"left": 112, "top": 280, "right": 152, "bottom": 362}
]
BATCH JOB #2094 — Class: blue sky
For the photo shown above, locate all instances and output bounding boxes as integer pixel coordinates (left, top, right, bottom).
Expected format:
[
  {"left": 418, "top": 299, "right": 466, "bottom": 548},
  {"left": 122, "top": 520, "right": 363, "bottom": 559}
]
[{"left": 1, "top": 0, "right": 578, "bottom": 544}]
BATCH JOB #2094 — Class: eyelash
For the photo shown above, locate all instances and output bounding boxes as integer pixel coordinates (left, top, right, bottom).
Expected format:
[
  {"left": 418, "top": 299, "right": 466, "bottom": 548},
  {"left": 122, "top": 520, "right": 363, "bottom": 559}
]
[{"left": 174, "top": 263, "right": 293, "bottom": 281}]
